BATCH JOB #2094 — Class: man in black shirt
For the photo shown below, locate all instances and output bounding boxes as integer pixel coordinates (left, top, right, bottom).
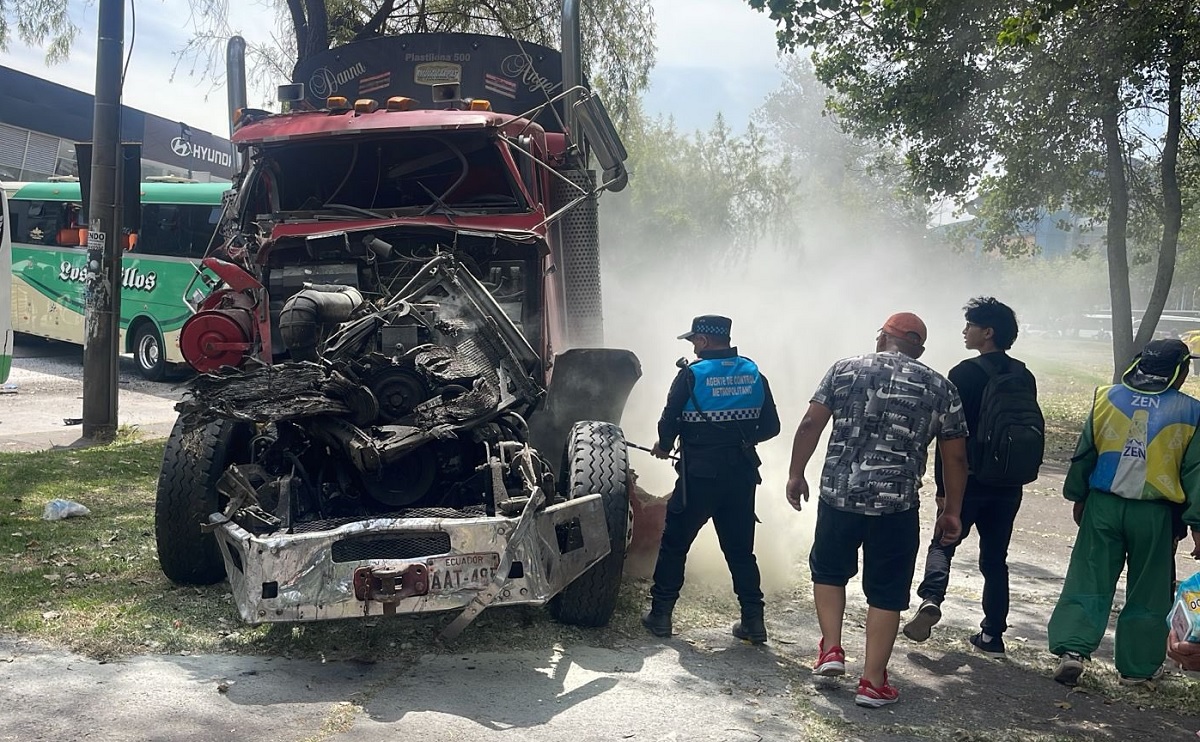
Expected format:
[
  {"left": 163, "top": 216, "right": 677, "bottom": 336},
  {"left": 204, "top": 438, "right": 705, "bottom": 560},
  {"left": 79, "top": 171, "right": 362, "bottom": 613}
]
[
  {"left": 642, "top": 315, "right": 781, "bottom": 643},
  {"left": 903, "top": 297, "right": 1037, "bottom": 656}
]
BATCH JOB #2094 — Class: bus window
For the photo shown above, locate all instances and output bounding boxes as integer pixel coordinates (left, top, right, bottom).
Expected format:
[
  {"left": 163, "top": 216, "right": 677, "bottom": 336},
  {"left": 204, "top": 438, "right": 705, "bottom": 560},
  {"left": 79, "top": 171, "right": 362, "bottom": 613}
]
[
  {"left": 13, "top": 199, "right": 79, "bottom": 246},
  {"left": 137, "top": 203, "right": 218, "bottom": 258}
]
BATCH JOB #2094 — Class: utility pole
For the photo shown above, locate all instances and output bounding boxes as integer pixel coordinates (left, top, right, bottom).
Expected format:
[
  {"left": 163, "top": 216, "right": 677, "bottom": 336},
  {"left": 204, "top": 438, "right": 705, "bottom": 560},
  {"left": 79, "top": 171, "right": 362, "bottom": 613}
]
[{"left": 82, "top": 0, "right": 124, "bottom": 442}]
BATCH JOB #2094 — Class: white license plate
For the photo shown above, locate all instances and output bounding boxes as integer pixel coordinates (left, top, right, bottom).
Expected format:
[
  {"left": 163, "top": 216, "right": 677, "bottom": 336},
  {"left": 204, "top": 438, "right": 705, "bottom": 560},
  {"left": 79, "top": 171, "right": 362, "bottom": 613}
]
[{"left": 426, "top": 552, "right": 501, "bottom": 593}]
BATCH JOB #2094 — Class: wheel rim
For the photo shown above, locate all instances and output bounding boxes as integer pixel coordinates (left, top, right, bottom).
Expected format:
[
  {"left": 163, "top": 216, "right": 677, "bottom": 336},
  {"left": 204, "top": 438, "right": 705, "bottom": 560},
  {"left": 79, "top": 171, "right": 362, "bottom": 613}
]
[{"left": 138, "top": 331, "right": 161, "bottom": 370}]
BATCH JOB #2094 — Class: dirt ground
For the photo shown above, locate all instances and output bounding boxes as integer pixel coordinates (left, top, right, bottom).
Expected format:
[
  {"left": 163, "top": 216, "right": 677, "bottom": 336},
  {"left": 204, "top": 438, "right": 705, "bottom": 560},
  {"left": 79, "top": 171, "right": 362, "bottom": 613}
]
[{"left": 773, "top": 465, "right": 1200, "bottom": 741}]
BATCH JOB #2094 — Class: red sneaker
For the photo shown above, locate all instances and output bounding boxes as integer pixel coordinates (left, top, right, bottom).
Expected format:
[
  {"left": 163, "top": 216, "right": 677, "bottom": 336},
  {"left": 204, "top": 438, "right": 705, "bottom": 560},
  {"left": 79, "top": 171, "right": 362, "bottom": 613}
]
[
  {"left": 813, "top": 638, "right": 846, "bottom": 676},
  {"left": 855, "top": 672, "right": 899, "bottom": 708}
]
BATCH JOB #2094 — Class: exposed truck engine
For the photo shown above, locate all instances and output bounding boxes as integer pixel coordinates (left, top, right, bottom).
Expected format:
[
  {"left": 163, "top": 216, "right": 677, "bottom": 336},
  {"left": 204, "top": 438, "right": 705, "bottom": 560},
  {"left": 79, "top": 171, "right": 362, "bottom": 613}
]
[{"left": 154, "top": 3, "right": 642, "bottom": 638}]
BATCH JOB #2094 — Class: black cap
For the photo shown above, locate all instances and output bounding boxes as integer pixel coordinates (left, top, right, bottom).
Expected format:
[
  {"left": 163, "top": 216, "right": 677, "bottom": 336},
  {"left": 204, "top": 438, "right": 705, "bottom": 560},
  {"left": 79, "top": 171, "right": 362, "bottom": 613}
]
[
  {"left": 678, "top": 315, "right": 732, "bottom": 340},
  {"left": 1122, "top": 338, "right": 1197, "bottom": 393}
]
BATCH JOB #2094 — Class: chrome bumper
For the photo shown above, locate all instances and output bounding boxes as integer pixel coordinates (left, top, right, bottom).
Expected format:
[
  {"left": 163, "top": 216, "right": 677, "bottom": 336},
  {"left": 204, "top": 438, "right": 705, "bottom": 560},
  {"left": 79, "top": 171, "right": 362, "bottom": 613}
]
[{"left": 211, "top": 494, "right": 610, "bottom": 623}]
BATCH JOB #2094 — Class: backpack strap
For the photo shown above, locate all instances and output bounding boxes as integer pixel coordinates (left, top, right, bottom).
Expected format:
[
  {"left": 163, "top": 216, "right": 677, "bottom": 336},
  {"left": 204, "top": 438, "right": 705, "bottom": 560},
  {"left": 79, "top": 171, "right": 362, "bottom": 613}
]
[{"left": 969, "top": 354, "right": 1024, "bottom": 378}]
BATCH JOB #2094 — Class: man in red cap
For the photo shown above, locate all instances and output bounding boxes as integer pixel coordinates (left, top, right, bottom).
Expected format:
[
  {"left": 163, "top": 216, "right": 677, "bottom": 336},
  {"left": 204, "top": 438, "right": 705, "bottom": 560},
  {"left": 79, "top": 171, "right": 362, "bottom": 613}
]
[{"left": 785, "top": 312, "right": 969, "bottom": 708}]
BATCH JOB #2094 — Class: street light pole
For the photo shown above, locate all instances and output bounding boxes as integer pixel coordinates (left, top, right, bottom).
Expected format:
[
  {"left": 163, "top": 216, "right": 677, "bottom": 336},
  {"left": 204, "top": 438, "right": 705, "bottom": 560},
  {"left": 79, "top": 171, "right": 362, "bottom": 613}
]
[{"left": 82, "top": 0, "right": 124, "bottom": 442}]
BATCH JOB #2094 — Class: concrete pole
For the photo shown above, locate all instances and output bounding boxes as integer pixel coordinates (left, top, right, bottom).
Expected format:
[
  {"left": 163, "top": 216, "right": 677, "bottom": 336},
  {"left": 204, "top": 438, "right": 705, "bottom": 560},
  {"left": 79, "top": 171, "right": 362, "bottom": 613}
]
[{"left": 82, "top": 0, "right": 124, "bottom": 442}]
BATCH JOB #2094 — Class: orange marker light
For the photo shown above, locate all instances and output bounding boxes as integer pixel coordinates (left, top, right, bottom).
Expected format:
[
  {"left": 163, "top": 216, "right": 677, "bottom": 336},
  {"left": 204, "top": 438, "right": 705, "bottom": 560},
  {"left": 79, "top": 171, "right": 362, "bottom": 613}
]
[
  {"left": 386, "top": 96, "right": 418, "bottom": 112},
  {"left": 354, "top": 99, "right": 379, "bottom": 114}
]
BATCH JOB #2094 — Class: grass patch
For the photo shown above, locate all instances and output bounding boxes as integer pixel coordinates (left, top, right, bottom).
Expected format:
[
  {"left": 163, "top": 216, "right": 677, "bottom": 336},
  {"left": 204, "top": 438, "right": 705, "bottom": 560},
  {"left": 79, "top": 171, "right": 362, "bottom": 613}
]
[{"left": 0, "top": 430, "right": 654, "bottom": 661}]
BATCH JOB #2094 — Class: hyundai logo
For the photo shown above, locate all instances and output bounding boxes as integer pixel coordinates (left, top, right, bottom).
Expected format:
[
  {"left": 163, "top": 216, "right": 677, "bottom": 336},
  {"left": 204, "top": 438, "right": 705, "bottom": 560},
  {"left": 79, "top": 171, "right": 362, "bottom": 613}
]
[{"left": 170, "top": 137, "right": 192, "bottom": 157}]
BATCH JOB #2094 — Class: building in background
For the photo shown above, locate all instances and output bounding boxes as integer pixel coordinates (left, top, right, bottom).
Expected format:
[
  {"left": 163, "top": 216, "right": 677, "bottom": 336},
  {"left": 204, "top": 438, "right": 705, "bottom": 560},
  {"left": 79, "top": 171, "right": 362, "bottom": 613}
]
[{"left": 0, "top": 65, "right": 234, "bottom": 183}]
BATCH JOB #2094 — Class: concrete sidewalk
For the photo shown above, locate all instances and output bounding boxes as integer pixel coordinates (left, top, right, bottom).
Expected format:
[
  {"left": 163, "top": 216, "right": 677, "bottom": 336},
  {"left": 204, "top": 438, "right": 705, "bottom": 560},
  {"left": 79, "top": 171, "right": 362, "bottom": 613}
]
[{"left": 0, "top": 344, "right": 181, "bottom": 452}]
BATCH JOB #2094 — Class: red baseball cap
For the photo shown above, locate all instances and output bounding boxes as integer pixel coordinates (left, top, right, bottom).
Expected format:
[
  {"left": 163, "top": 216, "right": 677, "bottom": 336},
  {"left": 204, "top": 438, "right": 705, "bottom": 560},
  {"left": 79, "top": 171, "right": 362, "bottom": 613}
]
[{"left": 881, "top": 312, "right": 927, "bottom": 347}]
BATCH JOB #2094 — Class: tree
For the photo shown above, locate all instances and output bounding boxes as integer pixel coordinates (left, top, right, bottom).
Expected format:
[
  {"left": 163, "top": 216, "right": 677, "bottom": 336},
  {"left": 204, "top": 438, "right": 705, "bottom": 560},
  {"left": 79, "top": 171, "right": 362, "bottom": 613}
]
[
  {"left": 756, "top": 55, "right": 932, "bottom": 259},
  {"left": 177, "top": 0, "right": 655, "bottom": 121},
  {"left": 0, "top": 0, "right": 78, "bottom": 62},
  {"left": 601, "top": 101, "right": 796, "bottom": 269},
  {"left": 745, "top": 0, "right": 1200, "bottom": 377}
]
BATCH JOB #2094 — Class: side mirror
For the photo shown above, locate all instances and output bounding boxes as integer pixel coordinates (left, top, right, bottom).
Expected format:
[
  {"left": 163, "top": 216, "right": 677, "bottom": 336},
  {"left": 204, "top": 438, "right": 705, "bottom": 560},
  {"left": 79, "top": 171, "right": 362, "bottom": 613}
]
[{"left": 573, "top": 92, "right": 629, "bottom": 193}]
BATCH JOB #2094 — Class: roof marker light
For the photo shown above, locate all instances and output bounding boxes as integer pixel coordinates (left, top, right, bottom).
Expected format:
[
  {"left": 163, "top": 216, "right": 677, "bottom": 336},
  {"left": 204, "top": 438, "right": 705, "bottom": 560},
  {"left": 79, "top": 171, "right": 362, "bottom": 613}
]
[
  {"left": 386, "top": 96, "right": 418, "bottom": 112},
  {"left": 354, "top": 98, "right": 379, "bottom": 114},
  {"left": 326, "top": 96, "right": 350, "bottom": 111},
  {"left": 468, "top": 99, "right": 492, "bottom": 111}
]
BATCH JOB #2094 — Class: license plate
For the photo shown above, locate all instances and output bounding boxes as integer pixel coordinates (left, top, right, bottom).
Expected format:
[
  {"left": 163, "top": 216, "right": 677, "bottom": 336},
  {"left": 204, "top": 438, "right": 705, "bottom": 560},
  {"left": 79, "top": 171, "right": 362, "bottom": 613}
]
[{"left": 425, "top": 552, "right": 501, "bottom": 593}]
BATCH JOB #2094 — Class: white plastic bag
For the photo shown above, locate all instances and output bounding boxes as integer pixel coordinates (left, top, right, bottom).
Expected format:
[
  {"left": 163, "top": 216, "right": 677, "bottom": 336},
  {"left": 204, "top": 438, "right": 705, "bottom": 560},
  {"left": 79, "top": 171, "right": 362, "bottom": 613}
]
[{"left": 42, "top": 499, "right": 91, "bottom": 521}]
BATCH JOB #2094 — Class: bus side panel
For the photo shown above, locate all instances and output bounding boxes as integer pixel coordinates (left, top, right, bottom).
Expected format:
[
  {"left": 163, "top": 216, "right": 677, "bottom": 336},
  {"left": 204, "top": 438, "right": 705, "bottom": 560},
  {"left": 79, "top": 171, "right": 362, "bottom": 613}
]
[
  {"left": 118, "top": 254, "right": 204, "bottom": 364},
  {"left": 11, "top": 244, "right": 87, "bottom": 345},
  {"left": 0, "top": 191, "right": 11, "bottom": 384}
]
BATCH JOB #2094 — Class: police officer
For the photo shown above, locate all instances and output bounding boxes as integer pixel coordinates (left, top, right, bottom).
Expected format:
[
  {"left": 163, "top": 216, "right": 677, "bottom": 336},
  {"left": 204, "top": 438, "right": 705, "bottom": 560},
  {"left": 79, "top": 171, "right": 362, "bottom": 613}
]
[{"left": 643, "top": 315, "right": 781, "bottom": 642}]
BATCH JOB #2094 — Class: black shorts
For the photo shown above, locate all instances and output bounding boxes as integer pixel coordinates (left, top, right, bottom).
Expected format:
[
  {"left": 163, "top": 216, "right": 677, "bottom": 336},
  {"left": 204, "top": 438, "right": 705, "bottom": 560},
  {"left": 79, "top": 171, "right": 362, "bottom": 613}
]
[{"left": 808, "top": 499, "right": 920, "bottom": 611}]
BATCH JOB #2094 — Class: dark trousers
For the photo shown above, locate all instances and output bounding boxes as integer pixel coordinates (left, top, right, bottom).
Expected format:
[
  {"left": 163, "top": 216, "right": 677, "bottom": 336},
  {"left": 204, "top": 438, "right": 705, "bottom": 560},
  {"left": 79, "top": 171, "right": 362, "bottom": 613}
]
[
  {"left": 915, "top": 492, "right": 1022, "bottom": 636},
  {"left": 649, "top": 471, "right": 764, "bottom": 613}
]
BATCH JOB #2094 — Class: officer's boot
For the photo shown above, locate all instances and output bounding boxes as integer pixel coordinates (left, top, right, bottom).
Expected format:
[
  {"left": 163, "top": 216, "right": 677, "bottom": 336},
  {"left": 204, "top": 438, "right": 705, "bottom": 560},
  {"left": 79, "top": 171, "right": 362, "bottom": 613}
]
[
  {"left": 641, "top": 599, "right": 674, "bottom": 638},
  {"left": 732, "top": 606, "right": 767, "bottom": 644}
]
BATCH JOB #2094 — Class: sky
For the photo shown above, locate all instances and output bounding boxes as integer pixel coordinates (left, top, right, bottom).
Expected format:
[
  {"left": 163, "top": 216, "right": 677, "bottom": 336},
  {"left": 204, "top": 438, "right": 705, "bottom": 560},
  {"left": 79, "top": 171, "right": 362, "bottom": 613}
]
[{"left": 0, "top": 0, "right": 786, "bottom": 140}]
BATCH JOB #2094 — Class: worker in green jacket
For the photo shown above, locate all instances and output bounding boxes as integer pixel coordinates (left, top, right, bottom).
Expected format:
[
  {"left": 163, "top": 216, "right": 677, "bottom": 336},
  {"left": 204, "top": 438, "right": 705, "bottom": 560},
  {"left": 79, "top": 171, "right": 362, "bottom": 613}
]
[{"left": 1049, "top": 339, "right": 1200, "bottom": 686}]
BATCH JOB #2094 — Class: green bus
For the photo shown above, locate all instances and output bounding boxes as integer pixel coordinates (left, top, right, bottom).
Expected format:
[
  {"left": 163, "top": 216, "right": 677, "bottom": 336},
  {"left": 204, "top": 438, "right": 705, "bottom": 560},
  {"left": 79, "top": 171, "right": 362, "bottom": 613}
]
[
  {"left": 0, "top": 188, "right": 11, "bottom": 384},
  {"left": 6, "top": 181, "right": 226, "bottom": 380}
]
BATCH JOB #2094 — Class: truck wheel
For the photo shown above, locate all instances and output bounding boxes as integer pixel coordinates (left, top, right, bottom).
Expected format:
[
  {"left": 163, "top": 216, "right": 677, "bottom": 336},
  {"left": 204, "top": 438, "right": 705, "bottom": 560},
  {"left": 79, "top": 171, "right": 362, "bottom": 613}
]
[
  {"left": 133, "top": 323, "right": 167, "bottom": 381},
  {"left": 547, "top": 420, "right": 631, "bottom": 627},
  {"left": 155, "top": 415, "right": 248, "bottom": 584}
]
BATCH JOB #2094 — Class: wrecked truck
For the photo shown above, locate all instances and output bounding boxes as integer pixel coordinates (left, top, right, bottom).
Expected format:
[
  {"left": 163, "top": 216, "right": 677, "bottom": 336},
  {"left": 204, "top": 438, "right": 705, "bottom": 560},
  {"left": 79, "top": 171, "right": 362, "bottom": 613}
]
[{"left": 153, "top": 7, "right": 642, "bottom": 638}]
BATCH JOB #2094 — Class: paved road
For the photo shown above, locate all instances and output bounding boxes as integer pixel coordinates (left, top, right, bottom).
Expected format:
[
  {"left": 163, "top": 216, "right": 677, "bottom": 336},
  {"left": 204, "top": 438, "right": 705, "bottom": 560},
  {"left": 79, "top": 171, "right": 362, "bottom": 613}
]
[{"left": 0, "top": 335, "right": 183, "bottom": 451}]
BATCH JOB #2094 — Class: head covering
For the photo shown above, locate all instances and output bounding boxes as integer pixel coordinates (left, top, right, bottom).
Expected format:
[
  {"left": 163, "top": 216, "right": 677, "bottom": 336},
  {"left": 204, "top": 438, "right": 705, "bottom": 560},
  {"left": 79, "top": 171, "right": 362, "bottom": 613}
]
[
  {"left": 880, "top": 312, "right": 927, "bottom": 347},
  {"left": 678, "top": 315, "right": 733, "bottom": 340},
  {"left": 1122, "top": 338, "right": 1195, "bottom": 393}
]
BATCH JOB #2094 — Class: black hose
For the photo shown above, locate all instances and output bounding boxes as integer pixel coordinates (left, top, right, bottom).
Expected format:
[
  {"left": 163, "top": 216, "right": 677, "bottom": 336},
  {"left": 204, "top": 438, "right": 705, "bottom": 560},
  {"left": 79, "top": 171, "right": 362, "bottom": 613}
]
[{"left": 279, "top": 286, "right": 365, "bottom": 361}]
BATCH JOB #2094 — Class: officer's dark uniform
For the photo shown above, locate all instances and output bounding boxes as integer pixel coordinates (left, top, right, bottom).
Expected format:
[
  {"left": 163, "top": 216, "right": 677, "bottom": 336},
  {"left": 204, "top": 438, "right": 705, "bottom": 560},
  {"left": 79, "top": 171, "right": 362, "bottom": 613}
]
[{"left": 643, "top": 315, "right": 781, "bottom": 642}]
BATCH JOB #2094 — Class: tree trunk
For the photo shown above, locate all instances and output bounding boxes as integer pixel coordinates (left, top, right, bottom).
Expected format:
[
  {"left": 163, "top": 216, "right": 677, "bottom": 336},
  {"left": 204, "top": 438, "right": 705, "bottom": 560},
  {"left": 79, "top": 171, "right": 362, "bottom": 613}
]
[
  {"left": 1099, "top": 77, "right": 1133, "bottom": 382},
  {"left": 288, "top": 0, "right": 332, "bottom": 79},
  {"left": 1133, "top": 35, "right": 1185, "bottom": 366}
]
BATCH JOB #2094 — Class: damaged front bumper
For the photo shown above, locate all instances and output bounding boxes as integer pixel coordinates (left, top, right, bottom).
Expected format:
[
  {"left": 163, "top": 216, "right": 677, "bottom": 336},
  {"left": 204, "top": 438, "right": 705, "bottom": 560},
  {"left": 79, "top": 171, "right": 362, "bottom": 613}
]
[{"left": 210, "top": 493, "right": 609, "bottom": 624}]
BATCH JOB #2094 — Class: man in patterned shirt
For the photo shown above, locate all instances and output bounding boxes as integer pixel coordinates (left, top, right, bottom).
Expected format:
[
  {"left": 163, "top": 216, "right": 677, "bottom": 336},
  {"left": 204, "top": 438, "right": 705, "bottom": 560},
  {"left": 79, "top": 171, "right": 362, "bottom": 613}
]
[{"left": 785, "top": 312, "right": 969, "bottom": 708}]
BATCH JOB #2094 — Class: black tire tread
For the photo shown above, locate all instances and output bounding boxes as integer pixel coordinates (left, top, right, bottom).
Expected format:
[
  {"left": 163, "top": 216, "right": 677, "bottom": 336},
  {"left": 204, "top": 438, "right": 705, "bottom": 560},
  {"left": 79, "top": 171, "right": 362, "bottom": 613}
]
[
  {"left": 154, "top": 415, "right": 241, "bottom": 584},
  {"left": 547, "top": 420, "right": 630, "bottom": 627}
]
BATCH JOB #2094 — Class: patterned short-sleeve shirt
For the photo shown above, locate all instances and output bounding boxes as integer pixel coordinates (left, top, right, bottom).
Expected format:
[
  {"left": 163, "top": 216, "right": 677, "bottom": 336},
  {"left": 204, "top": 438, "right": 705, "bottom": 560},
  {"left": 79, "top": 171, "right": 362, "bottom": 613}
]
[{"left": 811, "top": 351, "right": 967, "bottom": 514}]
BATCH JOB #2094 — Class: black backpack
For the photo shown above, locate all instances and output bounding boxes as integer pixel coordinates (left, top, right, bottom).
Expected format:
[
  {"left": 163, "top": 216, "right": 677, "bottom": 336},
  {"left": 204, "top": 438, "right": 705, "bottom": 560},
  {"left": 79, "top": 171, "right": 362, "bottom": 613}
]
[{"left": 968, "top": 356, "right": 1044, "bottom": 486}]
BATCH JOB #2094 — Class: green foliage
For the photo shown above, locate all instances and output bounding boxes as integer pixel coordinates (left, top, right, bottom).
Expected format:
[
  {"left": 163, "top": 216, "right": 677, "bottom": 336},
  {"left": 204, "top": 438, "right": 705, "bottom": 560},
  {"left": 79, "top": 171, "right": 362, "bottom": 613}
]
[
  {"left": 757, "top": 55, "right": 931, "bottom": 253},
  {"left": 0, "top": 0, "right": 79, "bottom": 63},
  {"left": 743, "top": 0, "right": 1200, "bottom": 374},
  {"left": 602, "top": 102, "right": 795, "bottom": 266}
]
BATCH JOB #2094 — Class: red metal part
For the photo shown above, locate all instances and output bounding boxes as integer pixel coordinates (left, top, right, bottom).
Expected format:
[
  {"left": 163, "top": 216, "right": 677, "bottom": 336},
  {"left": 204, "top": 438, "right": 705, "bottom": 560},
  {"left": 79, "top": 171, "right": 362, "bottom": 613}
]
[
  {"left": 353, "top": 564, "right": 430, "bottom": 615},
  {"left": 202, "top": 257, "right": 263, "bottom": 292},
  {"left": 232, "top": 108, "right": 510, "bottom": 145},
  {"left": 180, "top": 307, "right": 256, "bottom": 373}
]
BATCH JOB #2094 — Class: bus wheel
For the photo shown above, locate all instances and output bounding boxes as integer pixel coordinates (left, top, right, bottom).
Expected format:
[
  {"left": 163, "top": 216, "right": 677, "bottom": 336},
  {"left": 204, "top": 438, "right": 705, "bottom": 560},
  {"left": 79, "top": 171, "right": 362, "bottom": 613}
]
[{"left": 133, "top": 323, "right": 167, "bottom": 381}]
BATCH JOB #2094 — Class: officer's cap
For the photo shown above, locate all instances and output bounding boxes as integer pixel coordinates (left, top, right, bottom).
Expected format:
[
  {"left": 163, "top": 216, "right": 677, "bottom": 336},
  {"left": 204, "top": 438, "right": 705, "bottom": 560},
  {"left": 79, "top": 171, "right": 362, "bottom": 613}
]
[{"left": 679, "top": 315, "right": 732, "bottom": 340}]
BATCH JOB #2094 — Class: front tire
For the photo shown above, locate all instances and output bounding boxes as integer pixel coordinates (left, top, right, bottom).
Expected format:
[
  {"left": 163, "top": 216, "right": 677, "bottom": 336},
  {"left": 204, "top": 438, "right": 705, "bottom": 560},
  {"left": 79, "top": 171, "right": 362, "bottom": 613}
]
[
  {"left": 547, "top": 421, "right": 631, "bottom": 627},
  {"left": 155, "top": 415, "right": 248, "bottom": 584},
  {"left": 133, "top": 323, "right": 167, "bottom": 381}
]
